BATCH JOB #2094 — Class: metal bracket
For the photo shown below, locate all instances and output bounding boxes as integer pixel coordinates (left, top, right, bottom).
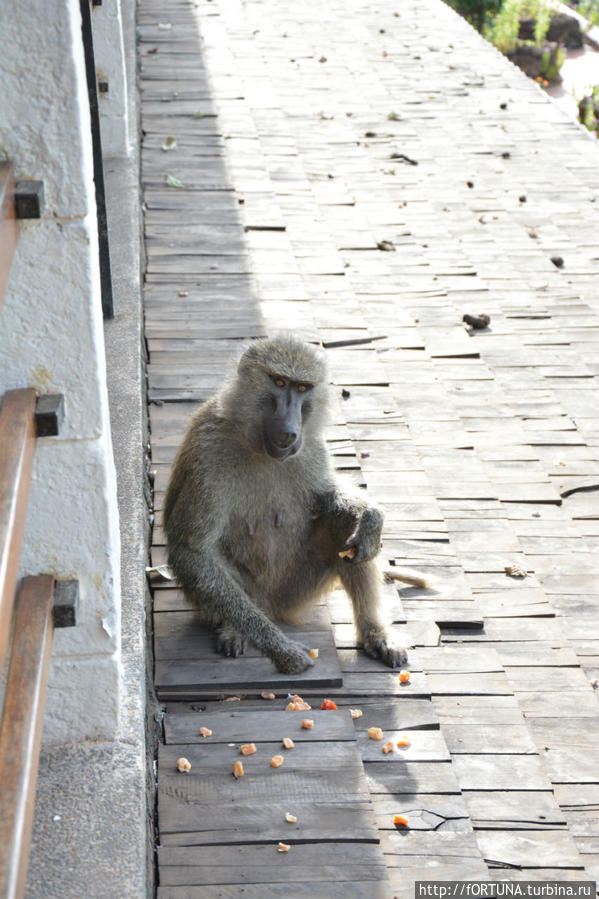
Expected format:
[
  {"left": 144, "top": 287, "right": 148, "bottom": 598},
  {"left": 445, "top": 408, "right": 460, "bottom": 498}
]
[
  {"left": 52, "top": 580, "right": 80, "bottom": 628},
  {"left": 35, "top": 394, "right": 65, "bottom": 437},
  {"left": 14, "top": 180, "right": 45, "bottom": 219}
]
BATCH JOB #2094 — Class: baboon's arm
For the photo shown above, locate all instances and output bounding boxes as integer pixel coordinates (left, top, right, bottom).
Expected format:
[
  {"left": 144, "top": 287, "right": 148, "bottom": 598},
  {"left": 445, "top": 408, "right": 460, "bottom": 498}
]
[
  {"left": 169, "top": 543, "right": 314, "bottom": 674},
  {"left": 314, "top": 486, "right": 383, "bottom": 563}
]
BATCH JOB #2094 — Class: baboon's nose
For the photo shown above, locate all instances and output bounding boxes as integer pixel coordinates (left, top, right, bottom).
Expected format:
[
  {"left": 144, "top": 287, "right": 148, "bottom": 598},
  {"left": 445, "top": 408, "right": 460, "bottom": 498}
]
[{"left": 275, "top": 431, "right": 297, "bottom": 449}]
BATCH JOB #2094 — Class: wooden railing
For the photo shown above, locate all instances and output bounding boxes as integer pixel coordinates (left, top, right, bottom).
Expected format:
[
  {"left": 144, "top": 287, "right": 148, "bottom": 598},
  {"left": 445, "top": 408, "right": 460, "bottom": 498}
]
[{"left": 0, "top": 167, "right": 78, "bottom": 899}]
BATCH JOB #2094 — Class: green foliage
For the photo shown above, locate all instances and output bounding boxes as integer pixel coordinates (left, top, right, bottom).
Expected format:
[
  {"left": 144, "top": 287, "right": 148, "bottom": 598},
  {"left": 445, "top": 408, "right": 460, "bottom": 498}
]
[
  {"left": 448, "top": 0, "right": 503, "bottom": 31},
  {"left": 578, "top": 85, "right": 599, "bottom": 135},
  {"left": 576, "top": 0, "right": 599, "bottom": 29},
  {"left": 540, "top": 43, "right": 566, "bottom": 79},
  {"left": 533, "top": 0, "right": 552, "bottom": 42},
  {"left": 484, "top": 0, "right": 523, "bottom": 51}
]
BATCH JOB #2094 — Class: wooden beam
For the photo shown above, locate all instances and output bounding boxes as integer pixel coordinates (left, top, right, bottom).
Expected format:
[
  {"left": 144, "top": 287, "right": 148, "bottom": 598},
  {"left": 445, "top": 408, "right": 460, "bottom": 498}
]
[
  {"left": 0, "top": 161, "right": 18, "bottom": 313},
  {"left": 0, "top": 388, "right": 37, "bottom": 671},
  {"left": 0, "top": 575, "right": 55, "bottom": 899}
]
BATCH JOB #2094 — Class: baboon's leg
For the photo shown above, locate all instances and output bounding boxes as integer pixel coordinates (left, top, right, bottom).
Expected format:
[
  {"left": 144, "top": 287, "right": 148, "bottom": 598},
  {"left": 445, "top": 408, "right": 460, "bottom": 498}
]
[{"left": 337, "top": 559, "right": 408, "bottom": 668}]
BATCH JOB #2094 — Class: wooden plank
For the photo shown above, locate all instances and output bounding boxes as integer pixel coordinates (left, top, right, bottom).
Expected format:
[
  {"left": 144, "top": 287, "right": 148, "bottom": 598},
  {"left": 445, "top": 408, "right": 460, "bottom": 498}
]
[
  {"left": 164, "top": 709, "right": 356, "bottom": 744},
  {"left": 154, "top": 608, "right": 342, "bottom": 697},
  {"left": 452, "top": 755, "right": 551, "bottom": 791},
  {"left": 465, "top": 791, "right": 567, "bottom": 830},
  {"left": 357, "top": 730, "right": 450, "bottom": 762},
  {"left": 444, "top": 724, "right": 537, "bottom": 754},
  {"left": 0, "top": 388, "right": 37, "bottom": 671},
  {"left": 476, "top": 830, "right": 584, "bottom": 869},
  {"left": 157, "top": 885, "right": 390, "bottom": 898},
  {"left": 364, "top": 761, "right": 461, "bottom": 795},
  {"left": 159, "top": 799, "right": 378, "bottom": 844},
  {"left": 372, "top": 794, "right": 472, "bottom": 833},
  {"left": 0, "top": 161, "right": 18, "bottom": 312},
  {"left": 0, "top": 575, "right": 55, "bottom": 899},
  {"left": 157, "top": 843, "right": 390, "bottom": 886}
]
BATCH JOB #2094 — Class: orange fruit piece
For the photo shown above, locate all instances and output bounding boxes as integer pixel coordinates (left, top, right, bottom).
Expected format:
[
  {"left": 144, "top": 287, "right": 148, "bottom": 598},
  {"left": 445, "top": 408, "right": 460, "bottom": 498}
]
[
  {"left": 270, "top": 755, "right": 284, "bottom": 768},
  {"left": 301, "top": 718, "right": 314, "bottom": 729},
  {"left": 398, "top": 670, "right": 411, "bottom": 684},
  {"left": 321, "top": 699, "right": 337, "bottom": 710},
  {"left": 368, "top": 727, "right": 384, "bottom": 740},
  {"left": 232, "top": 760, "right": 244, "bottom": 778},
  {"left": 393, "top": 815, "right": 409, "bottom": 828},
  {"left": 382, "top": 741, "right": 394, "bottom": 754},
  {"left": 285, "top": 701, "right": 312, "bottom": 711},
  {"left": 240, "top": 743, "right": 256, "bottom": 756},
  {"left": 308, "top": 648, "right": 319, "bottom": 659},
  {"left": 277, "top": 842, "right": 291, "bottom": 852},
  {"left": 176, "top": 757, "right": 191, "bottom": 773},
  {"left": 350, "top": 708, "right": 363, "bottom": 719},
  {"left": 396, "top": 734, "right": 411, "bottom": 748},
  {"left": 199, "top": 726, "right": 212, "bottom": 737},
  {"left": 282, "top": 737, "right": 295, "bottom": 750}
]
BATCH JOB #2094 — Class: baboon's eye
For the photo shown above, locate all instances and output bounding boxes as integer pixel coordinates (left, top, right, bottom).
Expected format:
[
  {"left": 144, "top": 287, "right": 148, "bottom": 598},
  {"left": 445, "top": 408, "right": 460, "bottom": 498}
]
[
  {"left": 298, "top": 384, "right": 307, "bottom": 393},
  {"left": 273, "top": 377, "right": 286, "bottom": 388}
]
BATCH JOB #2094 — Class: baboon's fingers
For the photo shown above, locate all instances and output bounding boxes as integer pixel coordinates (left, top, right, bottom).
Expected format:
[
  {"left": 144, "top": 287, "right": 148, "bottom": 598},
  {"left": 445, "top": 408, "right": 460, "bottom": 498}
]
[
  {"left": 273, "top": 641, "right": 315, "bottom": 674},
  {"left": 362, "top": 633, "right": 408, "bottom": 668},
  {"left": 216, "top": 628, "right": 247, "bottom": 658}
]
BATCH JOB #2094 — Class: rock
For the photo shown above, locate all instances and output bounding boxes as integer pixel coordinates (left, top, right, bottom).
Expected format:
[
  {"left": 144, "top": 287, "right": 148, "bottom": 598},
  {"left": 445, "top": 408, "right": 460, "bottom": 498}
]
[
  {"left": 518, "top": 13, "right": 583, "bottom": 49},
  {"left": 507, "top": 42, "right": 563, "bottom": 82}
]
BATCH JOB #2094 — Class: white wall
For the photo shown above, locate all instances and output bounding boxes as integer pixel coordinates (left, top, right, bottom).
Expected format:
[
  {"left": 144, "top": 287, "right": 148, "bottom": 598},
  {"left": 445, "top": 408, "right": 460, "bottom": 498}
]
[
  {"left": 0, "top": 0, "right": 123, "bottom": 742},
  {"left": 93, "top": 0, "right": 132, "bottom": 157}
]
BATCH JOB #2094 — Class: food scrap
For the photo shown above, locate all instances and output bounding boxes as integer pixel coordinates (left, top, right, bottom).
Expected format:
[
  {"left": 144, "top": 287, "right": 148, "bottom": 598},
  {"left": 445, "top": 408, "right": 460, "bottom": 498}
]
[
  {"left": 176, "top": 757, "right": 191, "bottom": 773},
  {"left": 308, "top": 648, "right": 319, "bottom": 659},
  {"left": 240, "top": 744, "right": 256, "bottom": 756},
  {"left": 350, "top": 708, "right": 363, "bottom": 719},
  {"left": 398, "top": 670, "right": 411, "bottom": 684},
  {"left": 261, "top": 691, "right": 276, "bottom": 700},
  {"left": 277, "top": 842, "right": 291, "bottom": 852},
  {"left": 286, "top": 701, "right": 312, "bottom": 711},
  {"left": 270, "top": 755, "right": 284, "bottom": 768},
  {"left": 382, "top": 741, "right": 395, "bottom": 754},
  {"left": 338, "top": 546, "right": 356, "bottom": 560},
  {"left": 232, "top": 760, "right": 245, "bottom": 778},
  {"left": 282, "top": 737, "right": 295, "bottom": 749},
  {"left": 301, "top": 718, "right": 314, "bottom": 729},
  {"left": 393, "top": 815, "right": 409, "bottom": 828},
  {"left": 285, "top": 812, "right": 297, "bottom": 823},
  {"left": 321, "top": 699, "right": 337, "bottom": 710},
  {"left": 199, "top": 726, "right": 212, "bottom": 737},
  {"left": 368, "top": 727, "right": 384, "bottom": 740},
  {"left": 396, "top": 734, "right": 411, "bottom": 748}
]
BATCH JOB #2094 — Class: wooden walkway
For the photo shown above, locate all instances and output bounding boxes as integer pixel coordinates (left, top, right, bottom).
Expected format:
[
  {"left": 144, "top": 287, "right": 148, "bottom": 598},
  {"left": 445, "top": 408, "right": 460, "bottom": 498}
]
[{"left": 138, "top": 0, "right": 599, "bottom": 893}]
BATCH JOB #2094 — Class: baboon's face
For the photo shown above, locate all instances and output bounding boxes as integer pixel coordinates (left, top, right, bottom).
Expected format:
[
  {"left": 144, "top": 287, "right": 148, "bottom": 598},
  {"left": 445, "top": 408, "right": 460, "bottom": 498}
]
[{"left": 262, "top": 373, "right": 314, "bottom": 460}]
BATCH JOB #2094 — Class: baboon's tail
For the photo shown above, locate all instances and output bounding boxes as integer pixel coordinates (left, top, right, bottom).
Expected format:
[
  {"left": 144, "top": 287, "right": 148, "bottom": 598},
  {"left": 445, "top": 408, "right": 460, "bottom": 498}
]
[{"left": 384, "top": 568, "right": 431, "bottom": 589}]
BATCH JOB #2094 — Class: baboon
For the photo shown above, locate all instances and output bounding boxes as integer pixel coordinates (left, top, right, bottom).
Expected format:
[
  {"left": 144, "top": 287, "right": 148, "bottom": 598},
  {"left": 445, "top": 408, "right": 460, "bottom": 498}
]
[{"left": 164, "top": 334, "right": 421, "bottom": 674}]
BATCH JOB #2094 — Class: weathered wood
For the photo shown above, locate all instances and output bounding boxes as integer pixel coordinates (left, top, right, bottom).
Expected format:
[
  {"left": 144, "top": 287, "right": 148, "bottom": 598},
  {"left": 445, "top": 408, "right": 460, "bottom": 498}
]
[
  {"left": 357, "top": 729, "right": 450, "bottom": 762},
  {"left": 476, "top": 829, "right": 584, "bottom": 869},
  {"left": 0, "top": 162, "right": 18, "bottom": 312},
  {"left": 157, "top": 843, "right": 390, "bottom": 885},
  {"left": 365, "top": 761, "right": 461, "bottom": 795},
  {"left": 465, "top": 791, "right": 567, "bottom": 830},
  {"left": 0, "top": 388, "right": 37, "bottom": 670},
  {"left": 164, "top": 709, "right": 357, "bottom": 744},
  {"left": 372, "top": 794, "right": 471, "bottom": 833},
  {"left": 159, "top": 799, "right": 378, "bottom": 844},
  {"left": 0, "top": 575, "right": 55, "bottom": 899},
  {"left": 157, "top": 884, "right": 391, "bottom": 898},
  {"left": 452, "top": 754, "right": 551, "bottom": 791}
]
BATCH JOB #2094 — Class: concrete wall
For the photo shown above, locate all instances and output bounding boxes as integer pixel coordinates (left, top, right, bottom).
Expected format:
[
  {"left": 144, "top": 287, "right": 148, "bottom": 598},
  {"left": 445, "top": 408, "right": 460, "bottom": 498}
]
[
  {"left": 93, "top": 0, "right": 132, "bottom": 156},
  {"left": 0, "top": 0, "right": 124, "bottom": 742}
]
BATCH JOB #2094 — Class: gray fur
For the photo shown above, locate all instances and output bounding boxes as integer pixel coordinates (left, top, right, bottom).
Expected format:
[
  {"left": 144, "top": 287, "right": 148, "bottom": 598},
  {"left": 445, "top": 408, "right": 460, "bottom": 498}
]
[{"left": 163, "top": 334, "right": 407, "bottom": 673}]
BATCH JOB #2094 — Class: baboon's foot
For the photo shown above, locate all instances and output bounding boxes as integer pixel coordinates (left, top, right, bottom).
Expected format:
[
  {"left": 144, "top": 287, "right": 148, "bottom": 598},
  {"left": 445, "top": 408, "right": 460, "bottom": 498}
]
[
  {"left": 362, "top": 630, "right": 408, "bottom": 668},
  {"left": 273, "top": 640, "right": 315, "bottom": 674},
  {"left": 215, "top": 626, "right": 247, "bottom": 658}
]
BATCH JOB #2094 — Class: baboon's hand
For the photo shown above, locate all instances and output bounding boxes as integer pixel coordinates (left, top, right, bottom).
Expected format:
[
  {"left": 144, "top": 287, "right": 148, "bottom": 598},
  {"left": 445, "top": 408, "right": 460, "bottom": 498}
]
[
  {"left": 341, "top": 506, "right": 383, "bottom": 563},
  {"left": 216, "top": 627, "right": 247, "bottom": 658},
  {"left": 273, "top": 640, "right": 315, "bottom": 674},
  {"left": 362, "top": 630, "right": 408, "bottom": 668}
]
